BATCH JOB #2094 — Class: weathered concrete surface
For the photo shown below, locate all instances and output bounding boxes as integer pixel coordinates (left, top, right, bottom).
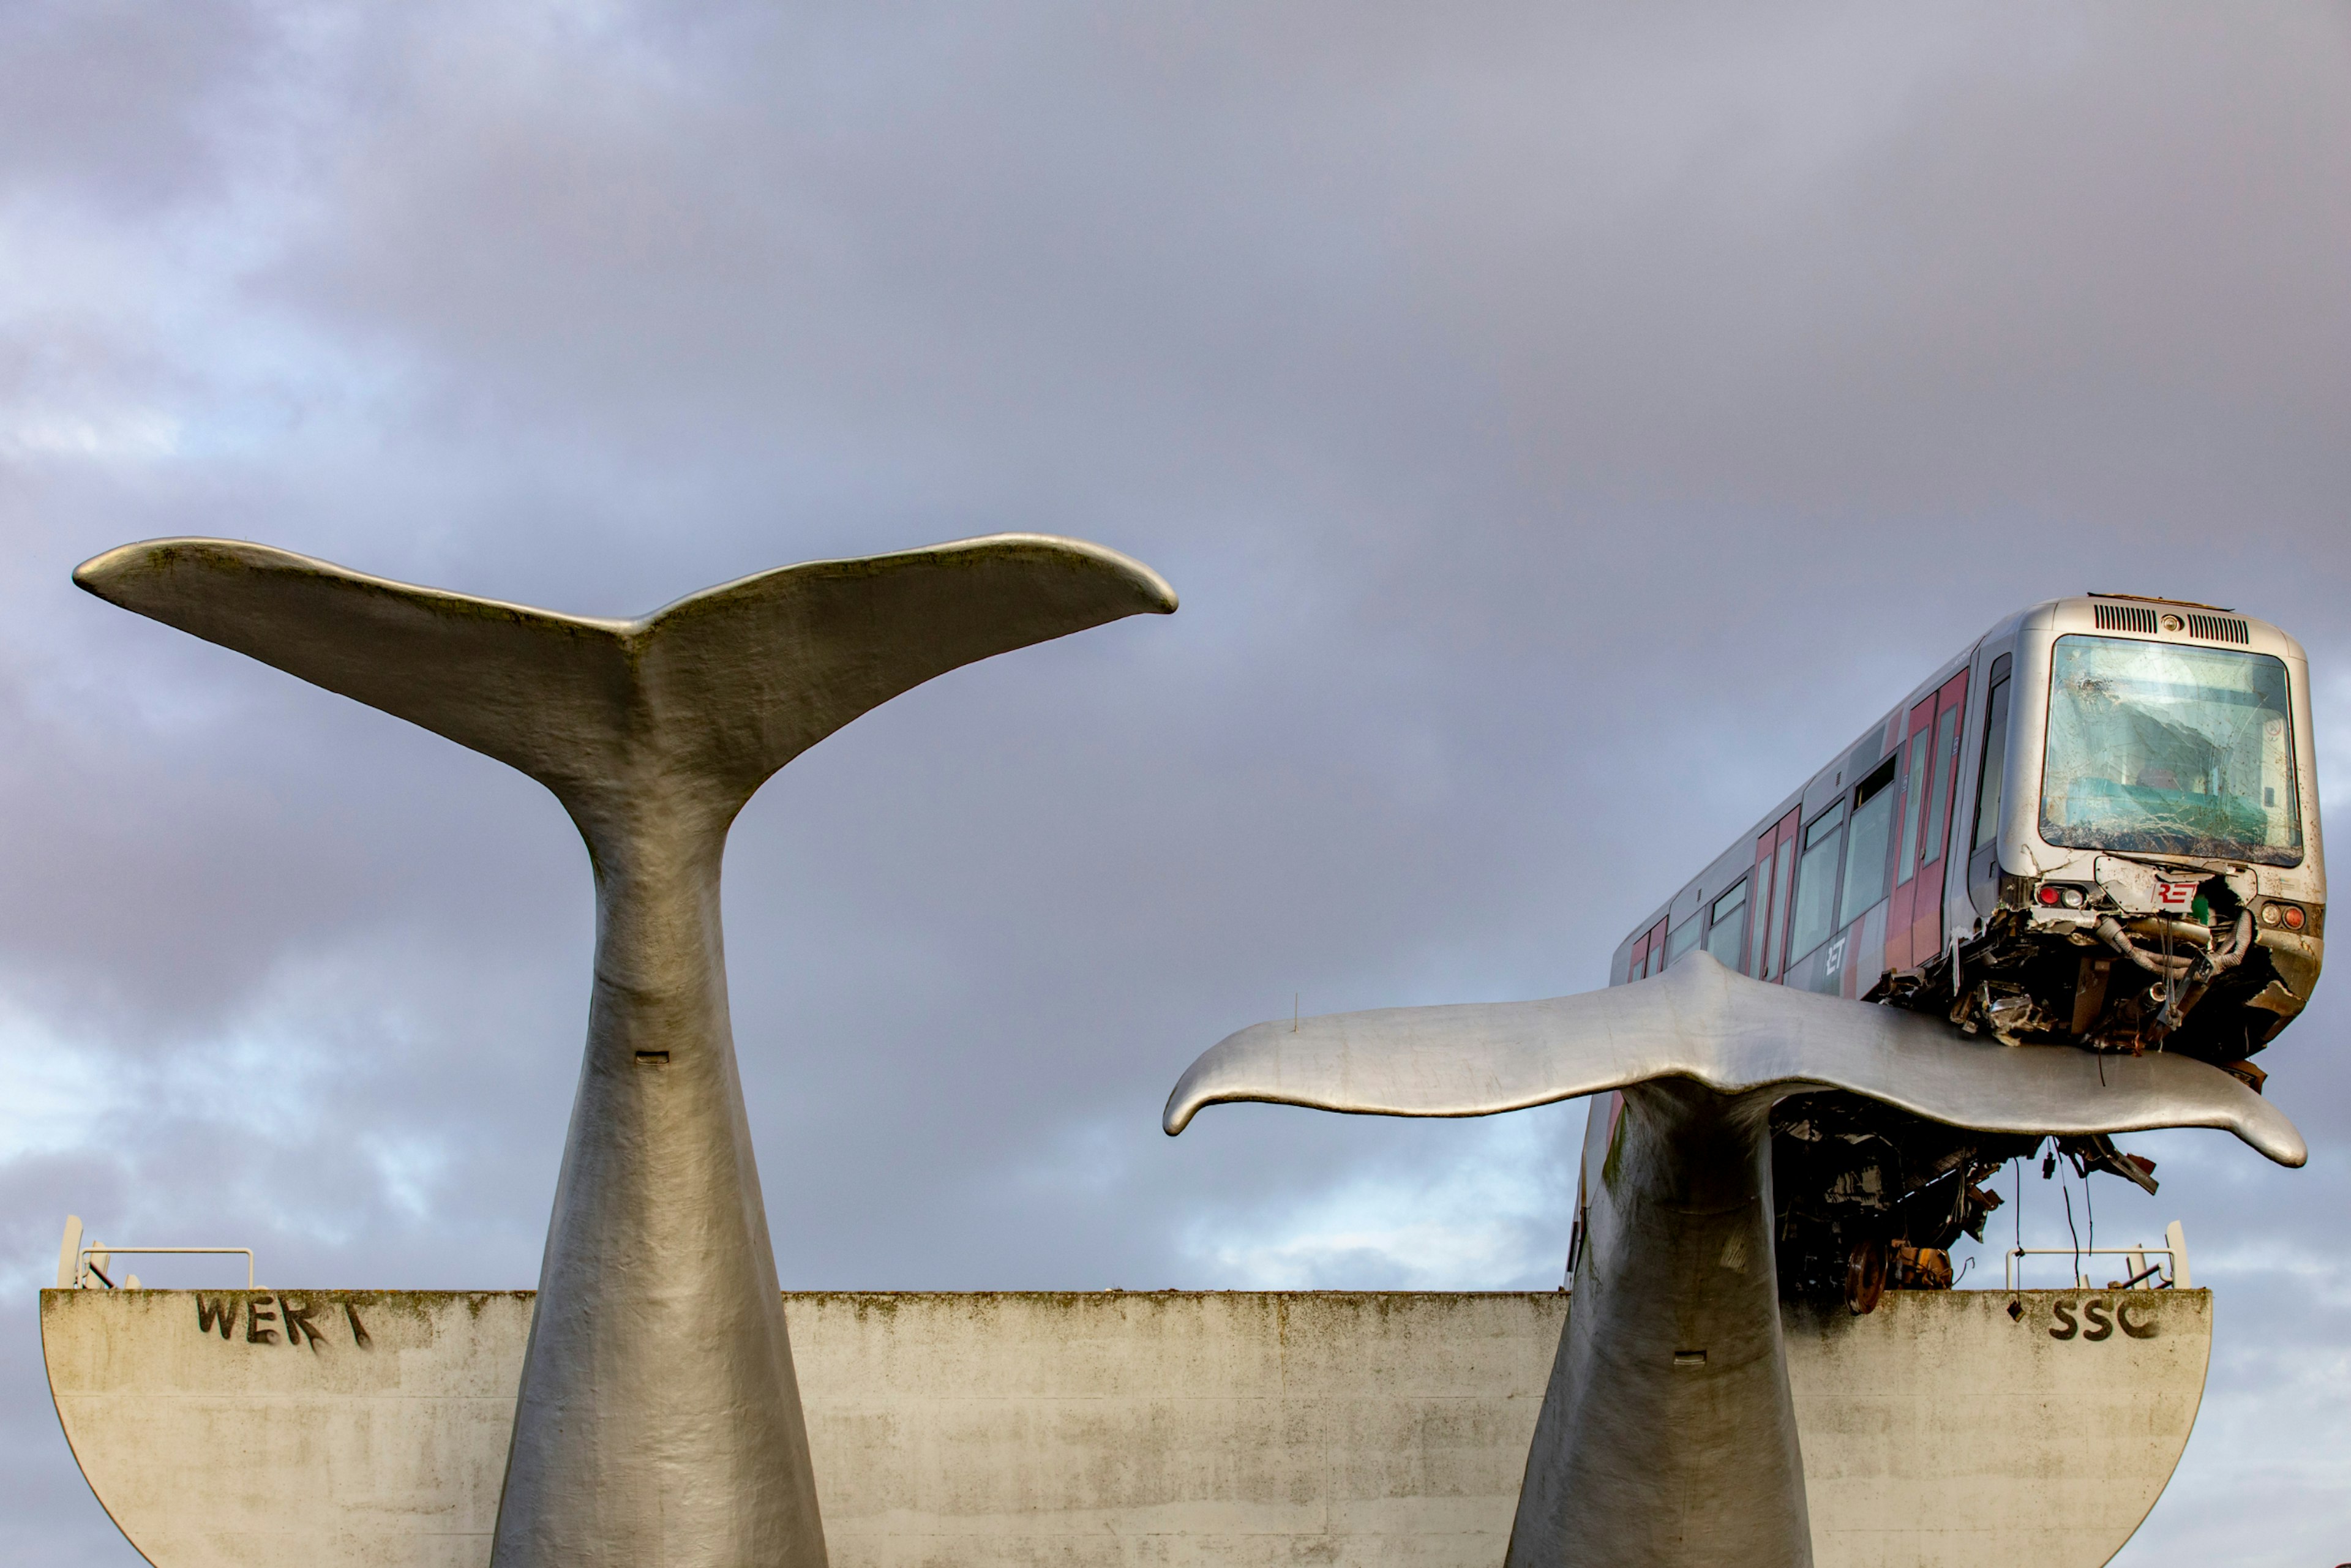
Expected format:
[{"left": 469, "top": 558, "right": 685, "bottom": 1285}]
[
  {"left": 45, "top": 1290, "right": 532, "bottom": 1568},
  {"left": 44, "top": 1286, "right": 2207, "bottom": 1568},
  {"left": 1788, "top": 1288, "right": 2211, "bottom": 1568}
]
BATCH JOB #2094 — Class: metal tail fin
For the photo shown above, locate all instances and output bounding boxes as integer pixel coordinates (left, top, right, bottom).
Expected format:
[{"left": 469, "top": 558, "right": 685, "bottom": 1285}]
[
  {"left": 75, "top": 533, "right": 1178, "bottom": 840},
  {"left": 1164, "top": 952, "right": 2303, "bottom": 1165}
]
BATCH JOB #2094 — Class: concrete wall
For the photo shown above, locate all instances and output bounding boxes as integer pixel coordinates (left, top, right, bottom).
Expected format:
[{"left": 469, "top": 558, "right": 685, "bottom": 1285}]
[
  {"left": 1787, "top": 1290, "right": 2210, "bottom": 1568},
  {"left": 42, "top": 1286, "right": 2208, "bottom": 1568}
]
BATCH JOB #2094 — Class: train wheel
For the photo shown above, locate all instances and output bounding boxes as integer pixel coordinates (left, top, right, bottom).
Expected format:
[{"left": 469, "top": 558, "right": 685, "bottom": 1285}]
[{"left": 1844, "top": 1237, "right": 1888, "bottom": 1316}]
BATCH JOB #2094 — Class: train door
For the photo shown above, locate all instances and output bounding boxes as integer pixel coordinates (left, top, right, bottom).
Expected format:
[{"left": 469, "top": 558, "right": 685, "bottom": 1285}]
[
  {"left": 1964, "top": 653, "right": 2015, "bottom": 917},
  {"left": 1902, "top": 670, "right": 1969, "bottom": 967},
  {"left": 1753, "top": 808, "right": 1800, "bottom": 981},
  {"left": 1629, "top": 915, "right": 1668, "bottom": 980},
  {"left": 1885, "top": 696, "right": 1937, "bottom": 970}
]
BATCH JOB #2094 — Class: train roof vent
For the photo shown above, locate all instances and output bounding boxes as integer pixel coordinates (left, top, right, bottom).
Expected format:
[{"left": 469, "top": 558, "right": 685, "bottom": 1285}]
[
  {"left": 2187, "top": 612, "right": 2251, "bottom": 645},
  {"left": 2093, "top": 601, "right": 2161, "bottom": 635}
]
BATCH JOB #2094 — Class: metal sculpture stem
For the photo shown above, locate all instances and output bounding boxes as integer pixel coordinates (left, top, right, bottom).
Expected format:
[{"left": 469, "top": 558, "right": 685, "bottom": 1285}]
[
  {"left": 1507, "top": 1080, "right": 1805, "bottom": 1567},
  {"left": 495, "top": 805, "right": 817, "bottom": 1564},
  {"left": 76, "top": 532, "right": 1177, "bottom": 1568}
]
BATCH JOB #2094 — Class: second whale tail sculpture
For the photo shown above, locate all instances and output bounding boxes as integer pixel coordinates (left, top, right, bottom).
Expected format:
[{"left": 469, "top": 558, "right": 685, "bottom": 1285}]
[
  {"left": 79, "top": 533, "right": 1176, "bottom": 1568},
  {"left": 1164, "top": 951, "right": 2302, "bottom": 1567}
]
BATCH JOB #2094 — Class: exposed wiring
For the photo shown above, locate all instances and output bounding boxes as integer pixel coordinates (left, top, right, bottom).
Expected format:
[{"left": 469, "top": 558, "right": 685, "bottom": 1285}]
[
  {"left": 2159, "top": 918, "right": 2177, "bottom": 1030},
  {"left": 2013, "top": 1153, "right": 2023, "bottom": 1257},
  {"left": 2063, "top": 1186, "right": 2082, "bottom": 1287},
  {"left": 2007, "top": 1152, "right": 2024, "bottom": 1311}
]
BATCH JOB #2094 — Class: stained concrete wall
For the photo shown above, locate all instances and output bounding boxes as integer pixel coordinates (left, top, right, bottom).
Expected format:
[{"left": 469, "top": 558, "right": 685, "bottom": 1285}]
[
  {"left": 1787, "top": 1289, "right": 2210, "bottom": 1568},
  {"left": 42, "top": 1286, "right": 2207, "bottom": 1568}
]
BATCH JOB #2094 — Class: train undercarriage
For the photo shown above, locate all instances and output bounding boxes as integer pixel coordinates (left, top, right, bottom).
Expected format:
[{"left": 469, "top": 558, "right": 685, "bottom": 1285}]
[{"left": 1774, "top": 859, "right": 2323, "bottom": 1313}]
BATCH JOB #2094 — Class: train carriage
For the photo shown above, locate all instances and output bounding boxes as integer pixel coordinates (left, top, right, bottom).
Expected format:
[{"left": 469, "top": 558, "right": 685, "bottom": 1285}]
[{"left": 1601, "top": 593, "right": 2324, "bottom": 1306}]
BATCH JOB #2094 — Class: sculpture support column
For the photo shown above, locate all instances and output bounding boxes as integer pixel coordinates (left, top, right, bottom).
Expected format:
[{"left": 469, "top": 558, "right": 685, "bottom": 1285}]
[
  {"left": 495, "top": 802, "right": 823, "bottom": 1566},
  {"left": 1507, "top": 1080, "right": 1807, "bottom": 1567}
]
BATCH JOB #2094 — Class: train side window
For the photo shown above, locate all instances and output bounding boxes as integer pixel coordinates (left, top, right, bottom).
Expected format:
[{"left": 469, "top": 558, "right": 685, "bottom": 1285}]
[
  {"left": 1787, "top": 807, "right": 1844, "bottom": 964},
  {"left": 1837, "top": 759, "right": 1899, "bottom": 929},
  {"left": 1972, "top": 673, "right": 2012, "bottom": 852},
  {"left": 1667, "top": 918, "right": 1703, "bottom": 969},
  {"left": 1706, "top": 880, "right": 1749, "bottom": 970},
  {"left": 1895, "top": 727, "right": 1931, "bottom": 885}
]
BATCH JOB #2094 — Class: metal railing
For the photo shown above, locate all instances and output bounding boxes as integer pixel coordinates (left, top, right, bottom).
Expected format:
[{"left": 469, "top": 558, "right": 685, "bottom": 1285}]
[
  {"left": 76, "top": 1246, "right": 256, "bottom": 1291},
  {"left": 58, "top": 1216, "right": 256, "bottom": 1291},
  {"left": 2004, "top": 1220, "right": 2188, "bottom": 1292}
]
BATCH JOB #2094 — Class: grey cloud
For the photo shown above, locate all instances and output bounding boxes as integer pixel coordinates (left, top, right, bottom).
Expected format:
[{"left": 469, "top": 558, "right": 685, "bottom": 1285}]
[{"left": 0, "top": 0, "right": 277, "bottom": 209}]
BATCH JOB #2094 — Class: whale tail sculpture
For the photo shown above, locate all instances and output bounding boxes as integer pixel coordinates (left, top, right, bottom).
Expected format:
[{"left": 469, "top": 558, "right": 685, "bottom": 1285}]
[
  {"left": 78, "top": 534, "right": 1177, "bottom": 1568},
  {"left": 1164, "top": 951, "right": 2302, "bottom": 1567}
]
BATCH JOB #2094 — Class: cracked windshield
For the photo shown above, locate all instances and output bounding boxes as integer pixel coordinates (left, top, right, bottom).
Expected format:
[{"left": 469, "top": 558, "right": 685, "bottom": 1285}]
[{"left": 2041, "top": 634, "right": 2300, "bottom": 865}]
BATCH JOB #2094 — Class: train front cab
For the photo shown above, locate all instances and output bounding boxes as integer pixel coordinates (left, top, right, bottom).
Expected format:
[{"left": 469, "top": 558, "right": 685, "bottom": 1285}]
[{"left": 1964, "top": 596, "right": 2323, "bottom": 1070}]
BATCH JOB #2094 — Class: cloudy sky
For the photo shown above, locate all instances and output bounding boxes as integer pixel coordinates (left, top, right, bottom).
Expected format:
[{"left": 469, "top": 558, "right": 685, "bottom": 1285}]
[{"left": 5, "top": 2, "right": 2349, "bottom": 1561}]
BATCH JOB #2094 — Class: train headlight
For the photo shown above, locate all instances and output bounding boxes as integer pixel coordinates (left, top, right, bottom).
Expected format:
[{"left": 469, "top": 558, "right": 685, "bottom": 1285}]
[{"left": 2262, "top": 903, "right": 2282, "bottom": 927}]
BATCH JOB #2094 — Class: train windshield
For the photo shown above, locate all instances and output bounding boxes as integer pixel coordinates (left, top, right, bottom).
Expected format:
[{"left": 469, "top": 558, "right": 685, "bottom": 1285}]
[{"left": 2041, "top": 634, "right": 2301, "bottom": 865}]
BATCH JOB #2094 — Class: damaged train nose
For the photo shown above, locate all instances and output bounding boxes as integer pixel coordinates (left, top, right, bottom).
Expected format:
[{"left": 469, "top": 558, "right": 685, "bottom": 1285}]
[{"left": 1941, "top": 862, "right": 2319, "bottom": 1062}]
